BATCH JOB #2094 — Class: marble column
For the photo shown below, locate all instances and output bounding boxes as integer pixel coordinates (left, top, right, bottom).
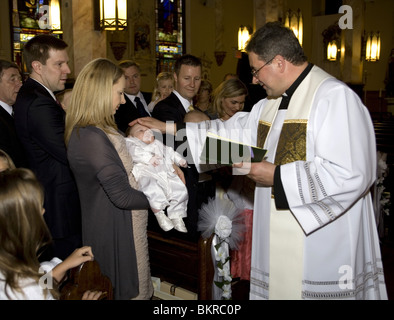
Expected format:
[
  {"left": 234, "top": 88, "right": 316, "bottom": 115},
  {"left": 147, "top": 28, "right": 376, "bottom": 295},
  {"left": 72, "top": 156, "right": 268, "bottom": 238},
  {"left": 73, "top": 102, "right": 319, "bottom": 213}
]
[
  {"left": 65, "top": 0, "right": 107, "bottom": 78},
  {"left": 0, "top": 0, "right": 12, "bottom": 61}
]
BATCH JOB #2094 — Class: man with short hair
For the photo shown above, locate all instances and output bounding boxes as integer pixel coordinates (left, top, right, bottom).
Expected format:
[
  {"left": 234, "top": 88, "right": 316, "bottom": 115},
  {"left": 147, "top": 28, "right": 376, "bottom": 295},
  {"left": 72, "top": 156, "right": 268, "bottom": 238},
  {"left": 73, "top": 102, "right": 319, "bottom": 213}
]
[
  {"left": 198, "top": 22, "right": 387, "bottom": 300},
  {"left": 14, "top": 35, "right": 81, "bottom": 260},
  {"left": 114, "top": 60, "right": 152, "bottom": 133},
  {"left": 0, "top": 60, "right": 26, "bottom": 168},
  {"left": 152, "top": 54, "right": 202, "bottom": 125},
  {"left": 139, "top": 23, "right": 387, "bottom": 300}
]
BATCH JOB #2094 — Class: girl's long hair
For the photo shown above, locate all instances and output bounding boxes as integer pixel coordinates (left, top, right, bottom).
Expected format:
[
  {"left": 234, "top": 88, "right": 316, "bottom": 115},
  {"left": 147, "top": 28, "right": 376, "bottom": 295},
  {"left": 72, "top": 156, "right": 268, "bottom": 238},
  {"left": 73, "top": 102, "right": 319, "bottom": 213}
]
[
  {"left": 0, "top": 169, "right": 52, "bottom": 299},
  {"left": 65, "top": 58, "right": 124, "bottom": 145}
]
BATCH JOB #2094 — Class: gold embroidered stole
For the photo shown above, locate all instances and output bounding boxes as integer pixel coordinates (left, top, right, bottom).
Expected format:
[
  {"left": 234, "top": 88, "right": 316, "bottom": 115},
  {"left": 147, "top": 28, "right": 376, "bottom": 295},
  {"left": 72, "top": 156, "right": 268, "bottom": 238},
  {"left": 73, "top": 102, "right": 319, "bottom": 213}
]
[{"left": 256, "top": 66, "right": 333, "bottom": 299}]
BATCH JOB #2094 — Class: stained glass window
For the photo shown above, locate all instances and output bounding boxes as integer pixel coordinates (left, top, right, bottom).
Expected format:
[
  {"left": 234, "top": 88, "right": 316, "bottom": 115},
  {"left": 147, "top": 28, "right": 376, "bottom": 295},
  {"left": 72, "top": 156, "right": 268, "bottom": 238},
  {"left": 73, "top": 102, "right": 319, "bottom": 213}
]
[
  {"left": 12, "top": 0, "right": 62, "bottom": 74},
  {"left": 155, "top": 0, "right": 185, "bottom": 73}
]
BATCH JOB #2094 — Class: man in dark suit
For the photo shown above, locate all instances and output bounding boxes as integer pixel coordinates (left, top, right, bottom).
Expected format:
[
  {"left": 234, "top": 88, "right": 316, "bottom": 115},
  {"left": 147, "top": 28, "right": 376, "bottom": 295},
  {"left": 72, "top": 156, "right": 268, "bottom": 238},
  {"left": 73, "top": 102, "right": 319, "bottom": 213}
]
[
  {"left": 152, "top": 54, "right": 214, "bottom": 240},
  {"left": 14, "top": 35, "right": 81, "bottom": 260},
  {"left": 0, "top": 60, "right": 27, "bottom": 168},
  {"left": 114, "top": 60, "right": 152, "bottom": 133},
  {"left": 152, "top": 55, "right": 201, "bottom": 124}
]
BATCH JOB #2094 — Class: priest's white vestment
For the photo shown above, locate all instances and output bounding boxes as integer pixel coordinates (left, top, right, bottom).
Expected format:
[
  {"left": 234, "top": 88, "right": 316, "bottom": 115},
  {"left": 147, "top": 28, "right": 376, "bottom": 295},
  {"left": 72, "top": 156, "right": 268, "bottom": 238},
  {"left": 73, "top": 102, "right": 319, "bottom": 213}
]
[{"left": 185, "top": 65, "right": 387, "bottom": 300}]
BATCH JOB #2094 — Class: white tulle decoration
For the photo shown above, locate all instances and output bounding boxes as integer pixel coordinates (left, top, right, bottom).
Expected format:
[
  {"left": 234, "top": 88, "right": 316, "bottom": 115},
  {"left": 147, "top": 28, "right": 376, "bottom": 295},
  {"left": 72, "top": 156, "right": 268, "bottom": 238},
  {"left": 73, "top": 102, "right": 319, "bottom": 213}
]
[
  {"left": 197, "top": 197, "right": 245, "bottom": 250},
  {"left": 197, "top": 197, "right": 245, "bottom": 300}
]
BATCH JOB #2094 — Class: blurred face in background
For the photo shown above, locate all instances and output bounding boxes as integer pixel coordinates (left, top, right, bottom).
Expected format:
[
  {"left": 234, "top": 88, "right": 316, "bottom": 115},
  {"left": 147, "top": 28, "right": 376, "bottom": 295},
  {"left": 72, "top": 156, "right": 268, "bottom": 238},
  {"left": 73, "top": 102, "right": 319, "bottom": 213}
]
[
  {"left": 123, "top": 66, "right": 141, "bottom": 96},
  {"left": 158, "top": 78, "right": 174, "bottom": 100},
  {"left": 0, "top": 67, "right": 22, "bottom": 105}
]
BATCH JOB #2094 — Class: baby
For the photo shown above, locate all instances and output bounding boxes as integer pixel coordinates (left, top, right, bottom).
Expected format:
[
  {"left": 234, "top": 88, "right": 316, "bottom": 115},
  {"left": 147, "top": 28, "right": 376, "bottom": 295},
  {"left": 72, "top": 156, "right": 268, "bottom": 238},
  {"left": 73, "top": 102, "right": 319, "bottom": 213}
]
[
  {"left": 184, "top": 110, "right": 210, "bottom": 123},
  {"left": 125, "top": 123, "right": 189, "bottom": 233}
]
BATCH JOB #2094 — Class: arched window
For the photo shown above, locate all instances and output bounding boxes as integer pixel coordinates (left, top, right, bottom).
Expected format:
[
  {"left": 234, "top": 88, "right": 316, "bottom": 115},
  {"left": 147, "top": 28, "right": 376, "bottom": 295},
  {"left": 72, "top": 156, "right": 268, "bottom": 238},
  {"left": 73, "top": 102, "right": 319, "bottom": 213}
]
[{"left": 155, "top": 0, "right": 185, "bottom": 73}]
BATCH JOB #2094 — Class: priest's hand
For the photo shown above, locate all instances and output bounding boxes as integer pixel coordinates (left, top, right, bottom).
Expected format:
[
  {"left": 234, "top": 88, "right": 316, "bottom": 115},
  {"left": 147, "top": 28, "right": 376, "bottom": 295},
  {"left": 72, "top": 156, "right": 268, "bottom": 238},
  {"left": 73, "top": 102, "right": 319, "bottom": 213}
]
[
  {"left": 129, "top": 117, "right": 176, "bottom": 135},
  {"left": 233, "top": 161, "right": 276, "bottom": 187}
]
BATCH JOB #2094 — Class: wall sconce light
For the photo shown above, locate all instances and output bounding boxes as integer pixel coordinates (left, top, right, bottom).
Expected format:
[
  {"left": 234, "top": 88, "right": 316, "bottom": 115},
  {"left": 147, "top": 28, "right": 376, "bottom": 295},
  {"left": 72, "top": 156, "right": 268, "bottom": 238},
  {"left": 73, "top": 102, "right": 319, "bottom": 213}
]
[
  {"left": 365, "top": 32, "right": 381, "bottom": 62},
  {"left": 238, "top": 26, "right": 251, "bottom": 52},
  {"left": 284, "top": 9, "right": 303, "bottom": 46},
  {"left": 322, "top": 24, "right": 342, "bottom": 62},
  {"left": 99, "top": 0, "right": 128, "bottom": 31},
  {"left": 327, "top": 41, "right": 338, "bottom": 61}
]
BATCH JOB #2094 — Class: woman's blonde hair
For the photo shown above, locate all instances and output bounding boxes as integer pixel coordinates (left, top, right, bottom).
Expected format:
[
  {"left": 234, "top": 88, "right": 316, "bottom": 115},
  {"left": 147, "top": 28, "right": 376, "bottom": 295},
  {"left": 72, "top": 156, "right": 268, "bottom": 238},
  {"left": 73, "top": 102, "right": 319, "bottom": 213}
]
[
  {"left": 65, "top": 58, "right": 124, "bottom": 145},
  {"left": 0, "top": 169, "right": 52, "bottom": 299},
  {"left": 0, "top": 149, "right": 16, "bottom": 172},
  {"left": 212, "top": 78, "right": 248, "bottom": 118}
]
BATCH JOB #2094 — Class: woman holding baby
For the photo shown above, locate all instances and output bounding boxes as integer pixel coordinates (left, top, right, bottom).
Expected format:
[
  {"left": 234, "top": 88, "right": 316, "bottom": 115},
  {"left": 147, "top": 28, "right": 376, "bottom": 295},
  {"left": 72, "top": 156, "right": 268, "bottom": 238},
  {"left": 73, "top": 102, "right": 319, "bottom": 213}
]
[{"left": 65, "top": 58, "right": 154, "bottom": 300}]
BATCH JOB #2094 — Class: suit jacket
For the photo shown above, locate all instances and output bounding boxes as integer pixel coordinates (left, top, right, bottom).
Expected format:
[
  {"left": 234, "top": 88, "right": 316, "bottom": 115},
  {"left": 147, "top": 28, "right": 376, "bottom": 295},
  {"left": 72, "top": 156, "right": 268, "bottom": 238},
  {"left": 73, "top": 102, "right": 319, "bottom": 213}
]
[
  {"left": 14, "top": 78, "right": 81, "bottom": 248},
  {"left": 115, "top": 91, "right": 152, "bottom": 133},
  {"left": 151, "top": 92, "right": 186, "bottom": 124},
  {"left": 0, "top": 105, "right": 27, "bottom": 167}
]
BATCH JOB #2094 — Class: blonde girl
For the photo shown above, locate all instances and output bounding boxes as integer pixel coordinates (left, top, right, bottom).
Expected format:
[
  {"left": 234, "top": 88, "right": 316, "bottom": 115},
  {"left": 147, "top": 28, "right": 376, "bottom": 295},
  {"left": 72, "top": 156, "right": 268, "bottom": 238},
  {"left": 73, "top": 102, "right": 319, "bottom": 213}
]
[{"left": 147, "top": 72, "right": 175, "bottom": 112}]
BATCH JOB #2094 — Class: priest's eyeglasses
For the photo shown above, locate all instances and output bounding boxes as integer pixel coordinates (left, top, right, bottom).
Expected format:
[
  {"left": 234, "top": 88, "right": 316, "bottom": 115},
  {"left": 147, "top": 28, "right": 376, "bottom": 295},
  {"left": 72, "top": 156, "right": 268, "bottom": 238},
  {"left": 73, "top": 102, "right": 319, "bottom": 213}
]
[{"left": 251, "top": 57, "right": 275, "bottom": 78}]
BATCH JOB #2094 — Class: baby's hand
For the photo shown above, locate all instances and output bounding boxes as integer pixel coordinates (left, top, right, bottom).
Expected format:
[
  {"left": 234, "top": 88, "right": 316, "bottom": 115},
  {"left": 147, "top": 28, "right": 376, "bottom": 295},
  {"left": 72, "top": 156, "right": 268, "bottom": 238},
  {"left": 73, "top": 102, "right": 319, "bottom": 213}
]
[
  {"left": 149, "top": 155, "right": 161, "bottom": 167},
  {"left": 178, "top": 159, "right": 188, "bottom": 168}
]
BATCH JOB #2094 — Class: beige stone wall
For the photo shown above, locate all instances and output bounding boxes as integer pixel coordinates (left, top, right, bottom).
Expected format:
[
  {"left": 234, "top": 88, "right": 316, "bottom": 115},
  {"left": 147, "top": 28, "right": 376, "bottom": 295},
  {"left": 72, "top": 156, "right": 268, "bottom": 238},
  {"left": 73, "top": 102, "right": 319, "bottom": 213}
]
[
  {"left": 1, "top": 0, "right": 392, "bottom": 93},
  {"left": 0, "top": 0, "right": 12, "bottom": 61}
]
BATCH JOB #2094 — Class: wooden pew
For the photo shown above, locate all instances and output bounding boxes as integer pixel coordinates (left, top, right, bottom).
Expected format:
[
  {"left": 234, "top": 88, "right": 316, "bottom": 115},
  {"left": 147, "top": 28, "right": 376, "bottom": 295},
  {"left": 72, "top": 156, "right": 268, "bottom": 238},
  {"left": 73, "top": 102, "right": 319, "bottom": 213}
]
[{"left": 148, "top": 231, "right": 214, "bottom": 300}]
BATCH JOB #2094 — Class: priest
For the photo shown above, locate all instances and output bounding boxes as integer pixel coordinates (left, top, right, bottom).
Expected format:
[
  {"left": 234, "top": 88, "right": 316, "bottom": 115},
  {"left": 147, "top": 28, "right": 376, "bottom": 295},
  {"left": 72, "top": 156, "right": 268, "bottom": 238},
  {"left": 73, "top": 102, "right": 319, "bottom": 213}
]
[{"left": 136, "top": 22, "right": 387, "bottom": 300}]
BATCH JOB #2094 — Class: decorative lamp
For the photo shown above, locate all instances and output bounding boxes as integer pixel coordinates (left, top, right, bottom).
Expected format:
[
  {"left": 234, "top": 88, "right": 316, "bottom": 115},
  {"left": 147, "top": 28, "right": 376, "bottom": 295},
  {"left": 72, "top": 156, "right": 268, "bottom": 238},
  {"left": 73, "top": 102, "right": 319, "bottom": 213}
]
[
  {"left": 365, "top": 32, "right": 381, "bottom": 62},
  {"left": 238, "top": 26, "right": 250, "bottom": 52},
  {"left": 284, "top": 9, "right": 303, "bottom": 46},
  {"left": 99, "top": 0, "right": 128, "bottom": 31},
  {"left": 327, "top": 41, "right": 338, "bottom": 61}
]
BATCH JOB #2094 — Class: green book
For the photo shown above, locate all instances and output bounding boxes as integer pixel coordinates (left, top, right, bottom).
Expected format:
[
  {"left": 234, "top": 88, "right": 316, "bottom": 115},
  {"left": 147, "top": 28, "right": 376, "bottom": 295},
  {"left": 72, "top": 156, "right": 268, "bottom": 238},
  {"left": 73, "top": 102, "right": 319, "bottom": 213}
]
[{"left": 199, "top": 133, "right": 267, "bottom": 165}]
